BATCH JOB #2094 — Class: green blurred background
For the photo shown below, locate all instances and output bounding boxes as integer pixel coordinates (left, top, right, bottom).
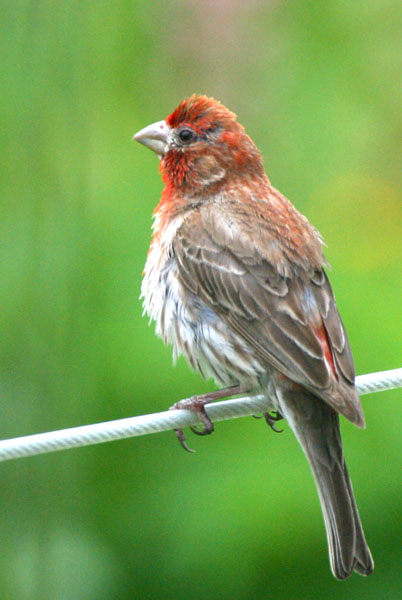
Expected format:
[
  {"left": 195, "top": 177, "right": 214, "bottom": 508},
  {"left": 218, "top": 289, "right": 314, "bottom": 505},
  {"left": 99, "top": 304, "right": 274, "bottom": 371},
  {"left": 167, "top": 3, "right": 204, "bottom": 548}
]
[{"left": 1, "top": 1, "right": 401, "bottom": 599}]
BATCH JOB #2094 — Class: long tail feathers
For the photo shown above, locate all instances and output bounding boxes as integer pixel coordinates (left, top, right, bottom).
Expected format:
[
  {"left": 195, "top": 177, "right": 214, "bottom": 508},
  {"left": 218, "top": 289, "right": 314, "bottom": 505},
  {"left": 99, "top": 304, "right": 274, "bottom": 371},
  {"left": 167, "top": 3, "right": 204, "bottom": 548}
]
[{"left": 276, "top": 387, "right": 374, "bottom": 579}]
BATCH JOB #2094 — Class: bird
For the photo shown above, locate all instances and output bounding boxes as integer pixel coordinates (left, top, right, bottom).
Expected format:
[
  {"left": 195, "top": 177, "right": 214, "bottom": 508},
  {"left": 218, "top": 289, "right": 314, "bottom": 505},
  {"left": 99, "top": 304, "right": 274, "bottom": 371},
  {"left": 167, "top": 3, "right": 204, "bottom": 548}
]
[{"left": 133, "top": 95, "right": 374, "bottom": 579}]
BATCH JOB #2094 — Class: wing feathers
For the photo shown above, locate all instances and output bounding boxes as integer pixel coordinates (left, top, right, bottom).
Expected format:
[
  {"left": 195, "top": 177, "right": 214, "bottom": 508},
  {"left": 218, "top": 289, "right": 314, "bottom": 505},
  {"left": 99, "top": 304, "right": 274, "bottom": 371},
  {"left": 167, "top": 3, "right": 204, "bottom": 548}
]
[{"left": 174, "top": 207, "right": 363, "bottom": 425}]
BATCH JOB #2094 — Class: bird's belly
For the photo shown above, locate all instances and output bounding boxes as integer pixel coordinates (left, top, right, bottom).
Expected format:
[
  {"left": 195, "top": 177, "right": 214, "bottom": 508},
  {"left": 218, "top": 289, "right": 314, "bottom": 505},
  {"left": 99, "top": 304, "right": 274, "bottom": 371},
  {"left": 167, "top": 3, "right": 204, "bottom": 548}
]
[{"left": 142, "top": 256, "right": 265, "bottom": 388}]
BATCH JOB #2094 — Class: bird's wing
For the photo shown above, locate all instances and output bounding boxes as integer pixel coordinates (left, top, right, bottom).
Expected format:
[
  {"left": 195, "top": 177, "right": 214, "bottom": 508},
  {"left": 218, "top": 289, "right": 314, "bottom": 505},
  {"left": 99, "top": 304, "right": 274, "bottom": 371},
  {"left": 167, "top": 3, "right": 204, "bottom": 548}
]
[{"left": 173, "top": 206, "right": 364, "bottom": 427}]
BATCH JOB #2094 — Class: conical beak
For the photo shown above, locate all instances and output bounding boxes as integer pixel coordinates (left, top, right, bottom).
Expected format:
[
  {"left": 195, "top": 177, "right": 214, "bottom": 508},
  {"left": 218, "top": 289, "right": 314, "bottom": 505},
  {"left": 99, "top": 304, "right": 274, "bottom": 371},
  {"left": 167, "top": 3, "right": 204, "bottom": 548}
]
[{"left": 132, "top": 120, "right": 169, "bottom": 159}]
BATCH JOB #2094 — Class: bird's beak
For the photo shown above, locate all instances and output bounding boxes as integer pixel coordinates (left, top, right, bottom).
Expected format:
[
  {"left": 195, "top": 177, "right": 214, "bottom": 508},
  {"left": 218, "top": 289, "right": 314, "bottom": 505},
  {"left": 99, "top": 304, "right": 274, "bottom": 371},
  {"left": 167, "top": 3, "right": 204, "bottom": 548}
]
[{"left": 132, "top": 120, "right": 169, "bottom": 159}]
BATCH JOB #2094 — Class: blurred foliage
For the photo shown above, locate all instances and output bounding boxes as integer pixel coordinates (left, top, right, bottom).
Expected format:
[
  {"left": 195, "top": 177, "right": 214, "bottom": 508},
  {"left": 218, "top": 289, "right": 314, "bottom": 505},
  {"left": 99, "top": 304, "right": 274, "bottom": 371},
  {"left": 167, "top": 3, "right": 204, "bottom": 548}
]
[{"left": 0, "top": 1, "right": 401, "bottom": 599}]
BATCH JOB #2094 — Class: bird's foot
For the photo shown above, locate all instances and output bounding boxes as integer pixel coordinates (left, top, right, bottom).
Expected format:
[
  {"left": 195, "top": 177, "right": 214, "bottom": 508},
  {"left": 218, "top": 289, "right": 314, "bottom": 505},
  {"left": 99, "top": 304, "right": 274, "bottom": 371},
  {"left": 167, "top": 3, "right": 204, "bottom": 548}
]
[
  {"left": 263, "top": 411, "right": 284, "bottom": 433},
  {"left": 169, "top": 385, "right": 248, "bottom": 452},
  {"left": 171, "top": 397, "right": 215, "bottom": 452}
]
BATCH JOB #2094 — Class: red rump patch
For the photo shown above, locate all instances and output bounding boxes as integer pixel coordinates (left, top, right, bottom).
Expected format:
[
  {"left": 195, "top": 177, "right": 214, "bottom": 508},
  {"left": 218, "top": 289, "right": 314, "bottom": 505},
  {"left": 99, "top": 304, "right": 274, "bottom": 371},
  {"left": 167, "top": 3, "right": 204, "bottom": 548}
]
[{"left": 312, "top": 322, "right": 337, "bottom": 378}]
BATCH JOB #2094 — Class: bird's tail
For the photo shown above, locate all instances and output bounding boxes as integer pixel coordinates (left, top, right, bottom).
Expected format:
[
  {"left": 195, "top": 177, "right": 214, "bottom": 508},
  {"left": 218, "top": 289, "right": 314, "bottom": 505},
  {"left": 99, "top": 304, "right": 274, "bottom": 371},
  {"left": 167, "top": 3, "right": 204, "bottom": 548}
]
[{"left": 276, "top": 386, "right": 374, "bottom": 579}]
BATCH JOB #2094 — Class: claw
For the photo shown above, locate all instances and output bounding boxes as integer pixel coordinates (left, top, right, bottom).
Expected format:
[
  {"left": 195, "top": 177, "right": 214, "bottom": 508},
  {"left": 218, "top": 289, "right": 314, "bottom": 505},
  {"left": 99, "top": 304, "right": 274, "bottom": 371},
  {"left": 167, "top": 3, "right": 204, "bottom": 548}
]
[
  {"left": 190, "top": 420, "right": 214, "bottom": 436},
  {"left": 263, "top": 411, "right": 284, "bottom": 433},
  {"left": 190, "top": 405, "right": 214, "bottom": 436},
  {"left": 174, "top": 428, "right": 195, "bottom": 453}
]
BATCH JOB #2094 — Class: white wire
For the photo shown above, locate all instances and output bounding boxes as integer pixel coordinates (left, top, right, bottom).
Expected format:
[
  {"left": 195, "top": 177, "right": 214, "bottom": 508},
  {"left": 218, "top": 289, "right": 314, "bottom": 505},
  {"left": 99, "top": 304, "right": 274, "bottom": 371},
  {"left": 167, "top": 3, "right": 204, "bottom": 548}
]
[{"left": 0, "top": 368, "right": 400, "bottom": 463}]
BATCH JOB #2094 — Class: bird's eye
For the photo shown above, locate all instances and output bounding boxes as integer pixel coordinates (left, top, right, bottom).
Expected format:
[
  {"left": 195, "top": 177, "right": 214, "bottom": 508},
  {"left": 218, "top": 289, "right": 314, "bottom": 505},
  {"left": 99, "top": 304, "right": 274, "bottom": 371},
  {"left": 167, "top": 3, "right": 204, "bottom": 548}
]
[{"left": 178, "top": 128, "right": 195, "bottom": 143}]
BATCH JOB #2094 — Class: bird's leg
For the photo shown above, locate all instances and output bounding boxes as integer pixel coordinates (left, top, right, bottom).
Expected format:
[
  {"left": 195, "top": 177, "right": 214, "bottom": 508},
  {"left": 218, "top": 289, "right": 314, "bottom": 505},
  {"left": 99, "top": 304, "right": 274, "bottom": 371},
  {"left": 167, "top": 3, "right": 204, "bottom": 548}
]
[{"left": 170, "top": 384, "right": 249, "bottom": 452}]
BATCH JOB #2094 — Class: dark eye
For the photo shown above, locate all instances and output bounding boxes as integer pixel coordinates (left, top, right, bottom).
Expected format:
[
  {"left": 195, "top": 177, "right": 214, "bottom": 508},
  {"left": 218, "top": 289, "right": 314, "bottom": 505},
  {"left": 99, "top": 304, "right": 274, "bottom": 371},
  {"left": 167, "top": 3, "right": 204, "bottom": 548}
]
[{"left": 178, "top": 128, "right": 195, "bottom": 143}]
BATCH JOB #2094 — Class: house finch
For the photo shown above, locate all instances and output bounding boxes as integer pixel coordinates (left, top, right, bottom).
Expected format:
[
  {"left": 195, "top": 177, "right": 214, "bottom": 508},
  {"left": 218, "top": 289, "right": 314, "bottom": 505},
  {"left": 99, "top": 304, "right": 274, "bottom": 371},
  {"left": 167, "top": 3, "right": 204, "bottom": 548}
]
[{"left": 133, "top": 95, "right": 374, "bottom": 579}]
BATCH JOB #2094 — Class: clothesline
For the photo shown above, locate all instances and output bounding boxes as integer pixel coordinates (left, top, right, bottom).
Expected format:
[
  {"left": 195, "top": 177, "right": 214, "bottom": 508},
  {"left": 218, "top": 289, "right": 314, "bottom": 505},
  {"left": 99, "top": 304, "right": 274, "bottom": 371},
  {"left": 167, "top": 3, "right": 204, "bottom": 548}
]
[{"left": 0, "top": 368, "right": 400, "bottom": 463}]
